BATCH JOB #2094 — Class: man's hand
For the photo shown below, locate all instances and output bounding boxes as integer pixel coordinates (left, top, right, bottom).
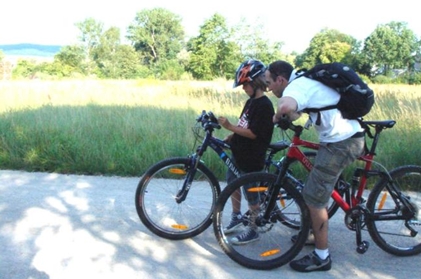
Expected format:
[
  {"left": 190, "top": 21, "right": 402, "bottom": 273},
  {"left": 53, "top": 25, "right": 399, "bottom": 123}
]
[
  {"left": 277, "top": 115, "right": 291, "bottom": 130},
  {"left": 274, "top": 96, "right": 301, "bottom": 123}
]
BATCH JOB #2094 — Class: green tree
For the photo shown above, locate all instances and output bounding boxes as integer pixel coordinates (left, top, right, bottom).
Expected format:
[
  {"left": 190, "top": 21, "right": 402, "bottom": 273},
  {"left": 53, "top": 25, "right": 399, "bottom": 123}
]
[
  {"left": 75, "top": 17, "right": 104, "bottom": 75},
  {"left": 94, "top": 27, "right": 123, "bottom": 78},
  {"left": 101, "top": 44, "right": 149, "bottom": 79},
  {"left": 54, "top": 45, "right": 85, "bottom": 75},
  {"left": 231, "top": 18, "right": 286, "bottom": 64},
  {"left": 363, "top": 21, "right": 419, "bottom": 76},
  {"left": 187, "top": 13, "right": 240, "bottom": 80},
  {"left": 126, "top": 8, "right": 185, "bottom": 71},
  {"left": 12, "top": 59, "right": 37, "bottom": 78},
  {"left": 295, "top": 28, "right": 359, "bottom": 69}
]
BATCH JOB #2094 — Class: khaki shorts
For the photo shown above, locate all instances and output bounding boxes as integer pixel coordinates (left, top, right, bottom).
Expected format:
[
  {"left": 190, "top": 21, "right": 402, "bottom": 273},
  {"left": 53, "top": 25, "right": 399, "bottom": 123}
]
[{"left": 302, "top": 136, "right": 365, "bottom": 208}]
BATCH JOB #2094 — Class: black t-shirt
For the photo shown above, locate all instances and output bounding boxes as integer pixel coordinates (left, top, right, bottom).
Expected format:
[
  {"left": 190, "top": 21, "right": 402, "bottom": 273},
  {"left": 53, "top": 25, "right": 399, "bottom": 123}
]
[{"left": 231, "top": 96, "right": 274, "bottom": 172}]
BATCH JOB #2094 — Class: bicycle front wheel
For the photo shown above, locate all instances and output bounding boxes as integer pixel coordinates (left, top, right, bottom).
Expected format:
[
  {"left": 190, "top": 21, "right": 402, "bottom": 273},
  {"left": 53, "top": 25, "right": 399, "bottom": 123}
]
[
  {"left": 213, "top": 172, "right": 310, "bottom": 270},
  {"left": 366, "top": 165, "right": 421, "bottom": 256},
  {"left": 135, "top": 157, "right": 220, "bottom": 240}
]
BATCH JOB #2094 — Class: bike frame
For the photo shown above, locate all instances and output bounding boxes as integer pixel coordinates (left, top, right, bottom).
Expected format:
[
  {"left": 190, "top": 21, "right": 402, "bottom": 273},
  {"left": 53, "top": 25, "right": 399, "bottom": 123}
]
[
  {"left": 194, "top": 130, "right": 242, "bottom": 178},
  {"left": 179, "top": 110, "right": 288, "bottom": 203},
  {"left": 275, "top": 123, "right": 387, "bottom": 214},
  {"left": 269, "top": 120, "right": 416, "bottom": 251},
  {"left": 193, "top": 124, "right": 288, "bottom": 180}
]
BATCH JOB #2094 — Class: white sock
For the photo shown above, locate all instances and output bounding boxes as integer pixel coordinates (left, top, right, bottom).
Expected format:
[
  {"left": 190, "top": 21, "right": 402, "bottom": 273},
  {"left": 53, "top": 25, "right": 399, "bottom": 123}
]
[{"left": 315, "top": 248, "right": 329, "bottom": 260}]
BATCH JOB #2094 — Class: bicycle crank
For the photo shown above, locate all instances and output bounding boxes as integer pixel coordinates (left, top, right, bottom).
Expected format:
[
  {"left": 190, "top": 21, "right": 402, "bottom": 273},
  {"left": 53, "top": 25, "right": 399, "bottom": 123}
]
[
  {"left": 344, "top": 207, "right": 367, "bottom": 231},
  {"left": 346, "top": 206, "right": 370, "bottom": 254}
]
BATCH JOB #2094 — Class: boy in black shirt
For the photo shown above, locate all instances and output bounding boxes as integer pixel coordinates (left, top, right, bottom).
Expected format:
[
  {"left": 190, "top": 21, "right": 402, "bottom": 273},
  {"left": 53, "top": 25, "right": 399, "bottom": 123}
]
[{"left": 218, "top": 59, "right": 274, "bottom": 244}]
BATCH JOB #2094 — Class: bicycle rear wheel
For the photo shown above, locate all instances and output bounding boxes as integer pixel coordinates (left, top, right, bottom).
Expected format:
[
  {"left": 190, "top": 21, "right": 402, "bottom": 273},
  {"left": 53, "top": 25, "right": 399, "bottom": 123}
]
[
  {"left": 213, "top": 172, "right": 310, "bottom": 270},
  {"left": 135, "top": 157, "right": 220, "bottom": 240},
  {"left": 366, "top": 165, "right": 421, "bottom": 256}
]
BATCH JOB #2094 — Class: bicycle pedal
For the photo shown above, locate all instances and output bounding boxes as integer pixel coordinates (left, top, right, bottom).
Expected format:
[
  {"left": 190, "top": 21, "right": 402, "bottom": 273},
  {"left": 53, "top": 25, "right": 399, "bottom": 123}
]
[{"left": 356, "top": 240, "right": 369, "bottom": 254}]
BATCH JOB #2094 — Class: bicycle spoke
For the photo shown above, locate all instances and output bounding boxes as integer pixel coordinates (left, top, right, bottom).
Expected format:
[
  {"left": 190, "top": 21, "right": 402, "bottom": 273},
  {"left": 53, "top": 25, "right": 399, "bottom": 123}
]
[{"left": 135, "top": 157, "right": 220, "bottom": 240}]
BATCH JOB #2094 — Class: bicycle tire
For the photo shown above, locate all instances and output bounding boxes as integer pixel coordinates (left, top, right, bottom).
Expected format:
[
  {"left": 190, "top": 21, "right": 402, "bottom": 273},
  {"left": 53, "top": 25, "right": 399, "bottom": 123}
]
[
  {"left": 213, "top": 172, "right": 311, "bottom": 270},
  {"left": 135, "top": 157, "right": 220, "bottom": 240},
  {"left": 275, "top": 151, "right": 341, "bottom": 229},
  {"left": 366, "top": 165, "right": 421, "bottom": 256}
]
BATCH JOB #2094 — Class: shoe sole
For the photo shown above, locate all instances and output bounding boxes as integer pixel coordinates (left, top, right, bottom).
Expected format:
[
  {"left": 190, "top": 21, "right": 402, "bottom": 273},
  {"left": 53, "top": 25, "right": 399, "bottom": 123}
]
[
  {"left": 290, "top": 264, "right": 331, "bottom": 272},
  {"left": 223, "top": 223, "right": 244, "bottom": 234},
  {"left": 289, "top": 257, "right": 331, "bottom": 272},
  {"left": 231, "top": 236, "right": 260, "bottom": 245}
]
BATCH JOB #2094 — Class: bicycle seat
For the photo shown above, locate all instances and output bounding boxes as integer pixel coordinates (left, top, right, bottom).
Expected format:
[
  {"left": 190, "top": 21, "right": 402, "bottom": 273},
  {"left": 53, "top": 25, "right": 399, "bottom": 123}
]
[{"left": 363, "top": 120, "right": 396, "bottom": 129}]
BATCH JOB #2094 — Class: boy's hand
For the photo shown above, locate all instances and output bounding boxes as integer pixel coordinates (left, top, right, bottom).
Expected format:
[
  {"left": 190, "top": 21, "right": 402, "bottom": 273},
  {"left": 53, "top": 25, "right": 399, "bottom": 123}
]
[{"left": 218, "top": 116, "right": 231, "bottom": 129}]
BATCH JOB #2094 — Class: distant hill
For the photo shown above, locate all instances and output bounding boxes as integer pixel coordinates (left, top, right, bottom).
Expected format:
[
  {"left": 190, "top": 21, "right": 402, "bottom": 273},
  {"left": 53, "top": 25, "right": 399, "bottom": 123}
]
[{"left": 0, "top": 43, "right": 62, "bottom": 58}]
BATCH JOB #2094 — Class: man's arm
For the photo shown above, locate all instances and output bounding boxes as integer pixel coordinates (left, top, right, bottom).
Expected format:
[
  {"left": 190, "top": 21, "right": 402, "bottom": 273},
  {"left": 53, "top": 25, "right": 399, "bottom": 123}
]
[{"left": 273, "top": 96, "right": 302, "bottom": 123}]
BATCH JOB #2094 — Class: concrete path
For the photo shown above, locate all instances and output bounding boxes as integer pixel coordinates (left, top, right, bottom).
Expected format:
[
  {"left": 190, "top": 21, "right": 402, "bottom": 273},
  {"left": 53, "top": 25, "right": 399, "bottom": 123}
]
[{"left": 0, "top": 170, "right": 418, "bottom": 279}]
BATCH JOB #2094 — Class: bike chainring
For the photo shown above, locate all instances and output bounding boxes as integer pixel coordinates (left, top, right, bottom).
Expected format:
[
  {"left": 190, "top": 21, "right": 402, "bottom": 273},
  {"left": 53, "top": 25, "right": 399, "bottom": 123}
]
[{"left": 344, "top": 207, "right": 366, "bottom": 231}]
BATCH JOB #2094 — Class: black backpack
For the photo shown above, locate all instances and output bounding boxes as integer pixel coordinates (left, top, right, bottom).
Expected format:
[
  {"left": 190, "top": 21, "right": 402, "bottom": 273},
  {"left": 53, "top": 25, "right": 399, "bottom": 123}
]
[{"left": 295, "top": 62, "right": 375, "bottom": 125}]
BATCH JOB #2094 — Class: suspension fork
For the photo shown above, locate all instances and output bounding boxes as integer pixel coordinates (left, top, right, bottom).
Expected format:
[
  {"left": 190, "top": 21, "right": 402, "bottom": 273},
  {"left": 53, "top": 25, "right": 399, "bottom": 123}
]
[
  {"left": 175, "top": 131, "right": 213, "bottom": 203},
  {"left": 175, "top": 154, "right": 200, "bottom": 203},
  {"left": 261, "top": 156, "right": 294, "bottom": 221}
]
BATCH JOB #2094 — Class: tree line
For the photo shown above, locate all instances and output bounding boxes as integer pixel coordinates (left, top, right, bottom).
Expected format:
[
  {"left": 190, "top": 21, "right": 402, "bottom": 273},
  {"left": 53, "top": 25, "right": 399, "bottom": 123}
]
[{"left": 1, "top": 8, "right": 421, "bottom": 84}]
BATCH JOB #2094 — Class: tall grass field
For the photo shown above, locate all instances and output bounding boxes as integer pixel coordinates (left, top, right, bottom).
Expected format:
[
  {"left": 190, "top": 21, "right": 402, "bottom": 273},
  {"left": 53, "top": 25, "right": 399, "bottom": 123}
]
[{"left": 1, "top": 80, "right": 420, "bottom": 180}]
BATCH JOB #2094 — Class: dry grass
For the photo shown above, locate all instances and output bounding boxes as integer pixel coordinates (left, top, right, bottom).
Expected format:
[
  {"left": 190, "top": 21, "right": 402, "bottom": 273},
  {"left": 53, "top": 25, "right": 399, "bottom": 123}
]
[{"left": 1, "top": 80, "right": 421, "bottom": 176}]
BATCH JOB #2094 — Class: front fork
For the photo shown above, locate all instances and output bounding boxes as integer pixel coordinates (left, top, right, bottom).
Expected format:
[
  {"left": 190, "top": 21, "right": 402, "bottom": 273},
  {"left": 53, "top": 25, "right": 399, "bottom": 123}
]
[
  {"left": 261, "top": 157, "right": 293, "bottom": 222},
  {"left": 175, "top": 155, "right": 199, "bottom": 203}
]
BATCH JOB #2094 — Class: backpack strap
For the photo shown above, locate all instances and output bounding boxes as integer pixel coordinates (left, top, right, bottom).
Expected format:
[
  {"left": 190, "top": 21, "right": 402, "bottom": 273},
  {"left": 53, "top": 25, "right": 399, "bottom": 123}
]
[
  {"left": 303, "top": 106, "right": 337, "bottom": 125},
  {"left": 295, "top": 69, "right": 339, "bottom": 125}
]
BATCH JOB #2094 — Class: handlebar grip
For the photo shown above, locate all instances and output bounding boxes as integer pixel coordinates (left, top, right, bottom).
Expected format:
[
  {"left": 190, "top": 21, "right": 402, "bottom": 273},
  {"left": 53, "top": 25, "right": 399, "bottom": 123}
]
[
  {"left": 277, "top": 115, "right": 291, "bottom": 130},
  {"left": 208, "top": 111, "right": 218, "bottom": 124},
  {"left": 196, "top": 110, "right": 207, "bottom": 122}
]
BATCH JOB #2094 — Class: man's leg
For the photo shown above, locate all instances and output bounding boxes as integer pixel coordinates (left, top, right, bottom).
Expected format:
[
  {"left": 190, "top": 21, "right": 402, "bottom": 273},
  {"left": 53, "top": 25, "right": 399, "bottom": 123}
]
[
  {"left": 289, "top": 204, "right": 332, "bottom": 272},
  {"left": 309, "top": 205, "right": 329, "bottom": 250}
]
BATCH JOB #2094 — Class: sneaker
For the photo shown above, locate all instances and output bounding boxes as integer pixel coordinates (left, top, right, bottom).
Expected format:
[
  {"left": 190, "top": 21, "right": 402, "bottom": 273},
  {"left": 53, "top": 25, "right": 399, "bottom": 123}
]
[
  {"left": 231, "top": 228, "right": 260, "bottom": 245},
  {"left": 289, "top": 251, "right": 332, "bottom": 272},
  {"left": 224, "top": 213, "right": 244, "bottom": 234},
  {"left": 291, "top": 231, "right": 315, "bottom": 245}
]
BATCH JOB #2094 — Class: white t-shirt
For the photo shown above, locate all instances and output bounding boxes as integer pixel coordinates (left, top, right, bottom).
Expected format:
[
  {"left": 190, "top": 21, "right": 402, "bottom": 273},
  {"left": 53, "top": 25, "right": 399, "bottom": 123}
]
[{"left": 284, "top": 72, "right": 363, "bottom": 143}]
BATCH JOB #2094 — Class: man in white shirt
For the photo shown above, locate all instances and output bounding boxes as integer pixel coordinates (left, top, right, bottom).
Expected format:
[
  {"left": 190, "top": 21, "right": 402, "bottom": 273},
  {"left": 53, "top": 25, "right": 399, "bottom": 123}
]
[{"left": 265, "top": 60, "right": 365, "bottom": 272}]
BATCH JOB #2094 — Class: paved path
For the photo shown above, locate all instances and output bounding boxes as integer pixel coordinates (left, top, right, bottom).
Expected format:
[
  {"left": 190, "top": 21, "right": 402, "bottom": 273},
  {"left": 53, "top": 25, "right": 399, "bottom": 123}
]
[{"left": 0, "top": 170, "right": 418, "bottom": 279}]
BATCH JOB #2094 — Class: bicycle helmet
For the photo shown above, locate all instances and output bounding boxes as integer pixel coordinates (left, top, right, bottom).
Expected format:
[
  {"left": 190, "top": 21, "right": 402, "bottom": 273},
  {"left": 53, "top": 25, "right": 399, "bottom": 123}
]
[{"left": 233, "top": 59, "right": 266, "bottom": 88}]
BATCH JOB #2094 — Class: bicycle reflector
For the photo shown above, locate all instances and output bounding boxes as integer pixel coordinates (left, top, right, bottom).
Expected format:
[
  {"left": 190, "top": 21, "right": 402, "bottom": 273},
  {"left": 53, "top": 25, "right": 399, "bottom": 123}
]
[
  {"left": 168, "top": 168, "right": 186, "bottom": 175},
  {"left": 171, "top": 224, "right": 188, "bottom": 230}
]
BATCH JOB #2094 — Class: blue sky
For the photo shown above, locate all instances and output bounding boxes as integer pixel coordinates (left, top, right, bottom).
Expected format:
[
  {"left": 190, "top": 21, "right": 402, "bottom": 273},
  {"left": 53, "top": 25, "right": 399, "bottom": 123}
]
[{"left": 1, "top": 0, "right": 420, "bottom": 53}]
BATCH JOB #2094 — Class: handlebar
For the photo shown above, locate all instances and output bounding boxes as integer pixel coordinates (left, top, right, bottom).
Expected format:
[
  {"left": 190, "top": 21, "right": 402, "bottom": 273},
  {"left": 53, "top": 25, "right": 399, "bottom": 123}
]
[
  {"left": 196, "top": 110, "right": 221, "bottom": 131},
  {"left": 275, "top": 116, "right": 304, "bottom": 137}
]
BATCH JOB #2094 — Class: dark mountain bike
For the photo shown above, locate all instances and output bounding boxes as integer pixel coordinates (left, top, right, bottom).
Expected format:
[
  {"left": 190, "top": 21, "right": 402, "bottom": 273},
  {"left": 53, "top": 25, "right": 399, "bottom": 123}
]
[{"left": 135, "top": 110, "right": 312, "bottom": 240}]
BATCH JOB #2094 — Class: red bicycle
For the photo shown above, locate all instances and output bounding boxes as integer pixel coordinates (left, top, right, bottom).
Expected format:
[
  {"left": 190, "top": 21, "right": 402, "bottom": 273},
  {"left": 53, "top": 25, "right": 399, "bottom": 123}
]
[{"left": 213, "top": 120, "right": 421, "bottom": 270}]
